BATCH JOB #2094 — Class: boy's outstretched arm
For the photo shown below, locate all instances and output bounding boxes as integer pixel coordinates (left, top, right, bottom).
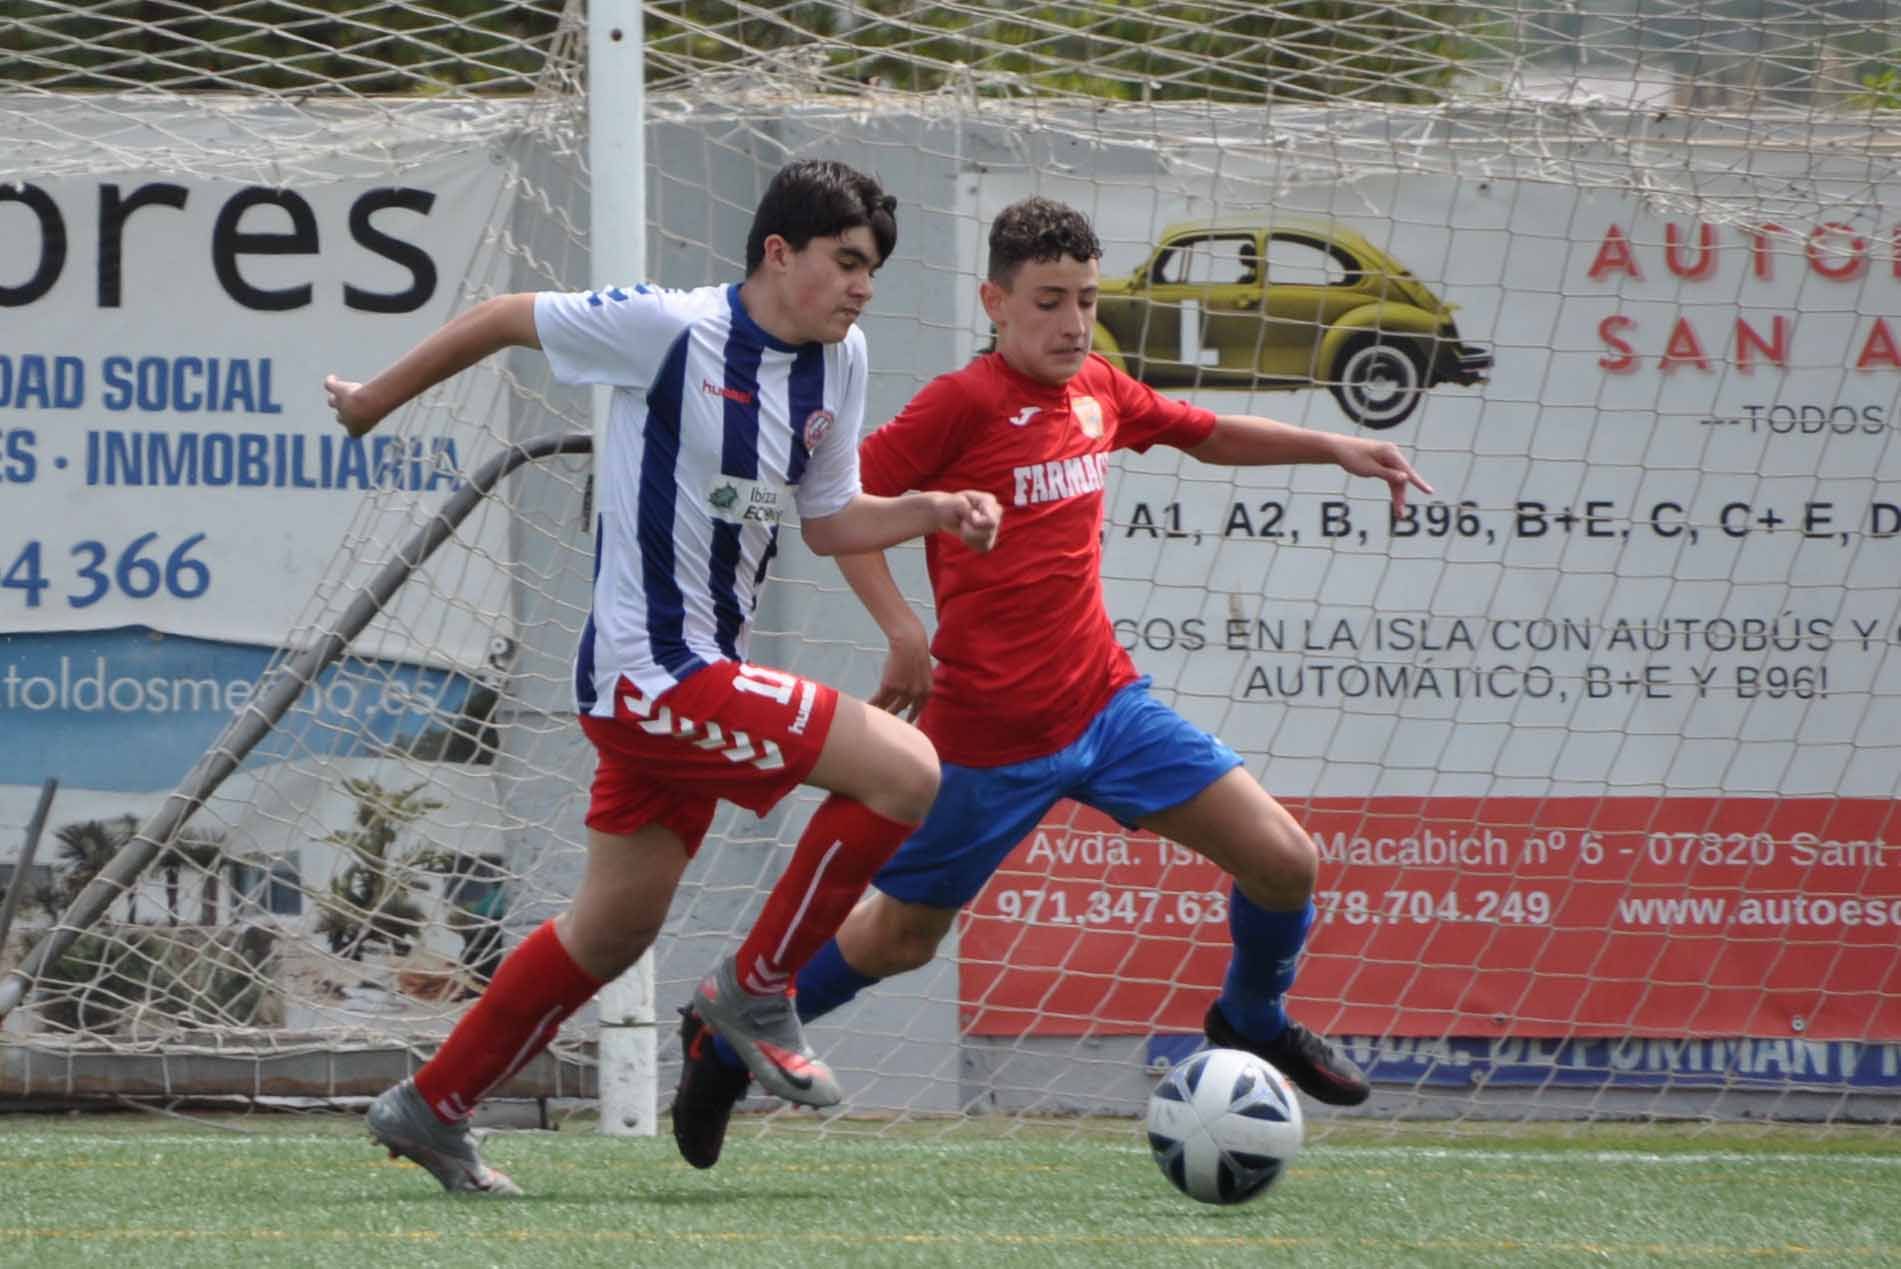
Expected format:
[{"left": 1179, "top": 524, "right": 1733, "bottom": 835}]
[
  {"left": 801, "top": 489, "right": 1000, "bottom": 558},
  {"left": 835, "top": 550, "right": 933, "bottom": 721},
  {"left": 323, "top": 293, "right": 542, "bottom": 436},
  {"left": 1186, "top": 413, "right": 1433, "bottom": 514}
]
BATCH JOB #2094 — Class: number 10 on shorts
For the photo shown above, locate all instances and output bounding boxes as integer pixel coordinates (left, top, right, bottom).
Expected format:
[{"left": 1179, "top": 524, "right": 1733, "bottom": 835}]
[{"left": 734, "top": 663, "right": 820, "bottom": 736}]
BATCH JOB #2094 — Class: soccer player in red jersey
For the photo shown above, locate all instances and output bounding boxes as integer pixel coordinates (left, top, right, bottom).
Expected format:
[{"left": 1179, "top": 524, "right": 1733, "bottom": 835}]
[
  {"left": 331, "top": 161, "right": 1000, "bottom": 1196},
  {"left": 672, "top": 196, "right": 1430, "bottom": 1167}
]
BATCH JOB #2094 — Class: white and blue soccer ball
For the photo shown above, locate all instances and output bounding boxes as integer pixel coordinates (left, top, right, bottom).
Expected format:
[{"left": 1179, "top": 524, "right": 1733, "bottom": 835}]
[{"left": 1145, "top": 1047, "right": 1304, "bottom": 1205}]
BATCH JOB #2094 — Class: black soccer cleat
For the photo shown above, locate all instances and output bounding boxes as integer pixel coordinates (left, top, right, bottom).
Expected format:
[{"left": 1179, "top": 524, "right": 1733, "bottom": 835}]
[
  {"left": 670, "top": 1005, "right": 753, "bottom": 1169},
  {"left": 1204, "top": 1002, "right": 1372, "bottom": 1107}
]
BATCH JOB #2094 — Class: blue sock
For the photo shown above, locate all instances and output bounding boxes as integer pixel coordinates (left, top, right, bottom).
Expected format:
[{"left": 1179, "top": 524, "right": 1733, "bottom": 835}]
[
  {"left": 709, "top": 939, "right": 879, "bottom": 1071},
  {"left": 794, "top": 939, "right": 880, "bottom": 1023},
  {"left": 1215, "top": 889, "right": 1315, "bottom": 1044},
  {"left": 710, "top": 1033, "right": 745, "bottom": 1070}
]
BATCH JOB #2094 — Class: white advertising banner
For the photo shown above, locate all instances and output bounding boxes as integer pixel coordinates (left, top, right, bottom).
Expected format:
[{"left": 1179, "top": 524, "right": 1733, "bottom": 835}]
[
  {"left": 1, "top": 156, "right": 511, "bottom": 655},
  {"left": 966, "top": 169, "right": 1901, "bottom": 800},
  {"left": 1, "top": 144, "right": 527, "bottom": 1018},
  {"left": 964, "top": 167, "right": 1901, "bottom": 1046}
]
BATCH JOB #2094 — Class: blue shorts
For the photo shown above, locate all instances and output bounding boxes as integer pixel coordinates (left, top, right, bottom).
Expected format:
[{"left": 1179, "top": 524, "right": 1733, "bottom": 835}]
[{"left": 872, "top": 678, "right": 1244, "bottom": 909}]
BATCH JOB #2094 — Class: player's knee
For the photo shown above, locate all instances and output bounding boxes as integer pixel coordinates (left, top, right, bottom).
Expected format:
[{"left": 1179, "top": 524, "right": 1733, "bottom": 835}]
[
  {"left": 870, "top": 735, "right": 940, "bottom": 825},
  {"left": 1283, "top": 828, "right": 1319, "bottom": 896},
  {"left": 556, "top": 910, "right": 658, "bottom": 981},
  {"left": 880, "top": 928, "right": 940, "bottom": 976},
  {"left": 841, "top": 893, "right": 949, "bottom": 977},
  {"left": 884, "top": 905, "right": 952, "bottom": 973},
  {"left": 1234, "top": 822, "right": 1318, "bottom": 908}
]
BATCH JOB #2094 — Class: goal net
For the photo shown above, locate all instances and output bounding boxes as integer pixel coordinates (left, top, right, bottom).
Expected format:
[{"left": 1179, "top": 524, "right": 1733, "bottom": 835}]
[{"left": 3, "top": 1, "right": 1898, "bottom": 1136}]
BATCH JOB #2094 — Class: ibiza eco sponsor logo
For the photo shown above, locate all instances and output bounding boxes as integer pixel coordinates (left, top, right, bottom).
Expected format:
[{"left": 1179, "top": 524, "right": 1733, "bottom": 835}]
[{"left": 707, "top": 475, "right": 784, "bottom": 525}]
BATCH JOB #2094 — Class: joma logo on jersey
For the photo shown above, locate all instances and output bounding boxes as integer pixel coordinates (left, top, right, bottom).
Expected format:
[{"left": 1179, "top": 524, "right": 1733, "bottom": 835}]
[
  {"left": 1012, "top": 451, "right": 1109, "bottom": 507},
  {"left": 702, "top": 378, "right": 755, "bottom": 405}
]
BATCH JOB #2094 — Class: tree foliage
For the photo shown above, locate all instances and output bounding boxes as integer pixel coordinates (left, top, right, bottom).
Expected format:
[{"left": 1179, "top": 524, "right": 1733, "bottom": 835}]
[
  {"left": 5, "top": 0, "right": 566, "bottom": 94},
  {"left": 35, "top": 815, "right": 138, "bottom": 923},
  {"left": 652, "top": 1, "right": 1476, "bottom": 104},
  {"left": 314, "top": 778, "right": 444, "bottom": 961},
  {"left": 7, "top": 0, "right": 1474, "bottom": 104}
]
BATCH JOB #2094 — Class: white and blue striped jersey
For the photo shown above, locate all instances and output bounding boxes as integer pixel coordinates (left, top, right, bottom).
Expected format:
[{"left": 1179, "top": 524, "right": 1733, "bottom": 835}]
[{"left": 534, "top": 283, "right": 866, "bottom": 715}]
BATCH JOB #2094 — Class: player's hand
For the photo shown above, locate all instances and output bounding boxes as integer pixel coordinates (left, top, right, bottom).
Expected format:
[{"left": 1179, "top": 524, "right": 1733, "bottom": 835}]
[
  {"left": 869, "top": 623, "right": 933, "bottom": 721},
  {"left": 943, "top": 489, "right": 1002, "bottom": 552},
  {"left": 1337, "top": 437, "right": 1432, "bottom": 515},
  {"left": 324, "top": 374, "right": 384, "bottom": 437}
]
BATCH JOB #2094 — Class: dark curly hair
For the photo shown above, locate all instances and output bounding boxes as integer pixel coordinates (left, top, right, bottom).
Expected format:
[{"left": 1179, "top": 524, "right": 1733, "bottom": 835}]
[
  {"left": 746, "top": 160, "right": 898, "bottom": 274},
  {"left": 986, "top": 197, "right": 1102, "bottom": 285}
]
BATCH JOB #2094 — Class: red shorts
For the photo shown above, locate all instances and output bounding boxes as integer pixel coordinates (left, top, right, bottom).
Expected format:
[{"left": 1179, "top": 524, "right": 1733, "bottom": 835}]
[{"left": 579, "top": 661, "right": 840, "bottom": 855}]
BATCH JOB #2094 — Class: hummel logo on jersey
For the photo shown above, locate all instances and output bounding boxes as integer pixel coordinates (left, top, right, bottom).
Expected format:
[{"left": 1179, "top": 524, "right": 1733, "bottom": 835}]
[
  {"left": 702, "top": 378, "right": 755, "bottom": 405},
  {"left": 788, "top": 679, "right": 818, "bottom": 735},
  {"left": 1007, "top": 405, "right": 1042, "bottom": 427}
]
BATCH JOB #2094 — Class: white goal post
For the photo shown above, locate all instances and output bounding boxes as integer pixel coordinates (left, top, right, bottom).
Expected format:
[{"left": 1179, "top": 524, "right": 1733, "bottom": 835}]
[
  {"left": 2, "top": 1, "right": 1899, "bottom": 1140},
  {"left": 585, "top": 0, "right": 654, "bottom": 1138}
]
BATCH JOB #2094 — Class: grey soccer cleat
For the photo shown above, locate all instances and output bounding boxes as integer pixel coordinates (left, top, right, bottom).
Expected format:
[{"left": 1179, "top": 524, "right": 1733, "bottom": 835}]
[
  {"left": 692, "top": 955, "right": 841, "bottom": 1108},
  {"left": 367, "top": 1079, "right": 523, "bottom": 1197}
]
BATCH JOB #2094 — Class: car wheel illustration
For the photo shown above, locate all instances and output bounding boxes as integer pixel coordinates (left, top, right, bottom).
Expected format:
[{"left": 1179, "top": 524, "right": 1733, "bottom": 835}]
[{"left": 1330, "top": 335, "right": 1425, "bottom": 429}]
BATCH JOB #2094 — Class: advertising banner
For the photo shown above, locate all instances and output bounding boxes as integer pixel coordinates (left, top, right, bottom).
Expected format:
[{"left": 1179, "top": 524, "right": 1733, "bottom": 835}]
[
  {"left": 961, "top": 801, "right": 1901, "bottom": 1041},
  {"left": 1, "top": 141, "right": 528, "bottom": 1027},
  {"left": 959, "top": 166, "right": 1901, "bottom": 1046},
  {"left": 1, "top": 156, "right": 511, "bottom": 658}
]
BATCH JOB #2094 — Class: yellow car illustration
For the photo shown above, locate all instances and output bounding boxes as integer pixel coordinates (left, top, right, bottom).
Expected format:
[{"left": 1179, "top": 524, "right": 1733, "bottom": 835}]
[{"left": 1092, "top": 220, "right": 1492, "bottom": 428}]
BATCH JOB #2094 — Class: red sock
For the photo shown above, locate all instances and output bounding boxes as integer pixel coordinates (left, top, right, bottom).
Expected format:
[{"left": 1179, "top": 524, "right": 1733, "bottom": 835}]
[
  {"left": 733, "top": 796, "right": 913, "bottom": 995},
  {"left": 412, "top": 920, "right": 602, "bottom": 1122}
]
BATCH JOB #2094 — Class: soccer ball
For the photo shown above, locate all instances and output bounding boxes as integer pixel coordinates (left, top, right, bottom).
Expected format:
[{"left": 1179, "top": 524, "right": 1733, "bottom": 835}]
[{"left": 1145, "top": 1047, "right": 1304, "bottom": 1205}]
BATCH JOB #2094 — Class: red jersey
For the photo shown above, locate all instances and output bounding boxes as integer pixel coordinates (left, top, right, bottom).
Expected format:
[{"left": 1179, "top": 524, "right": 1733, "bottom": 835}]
[{"left": 860, "top": 352, "right": 1216, "bottom": 767}]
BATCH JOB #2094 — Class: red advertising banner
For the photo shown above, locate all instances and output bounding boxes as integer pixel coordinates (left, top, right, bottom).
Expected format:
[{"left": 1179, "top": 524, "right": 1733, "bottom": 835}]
[{"left": 958, "top": 797, "right": 1901, "bottom": 1040}]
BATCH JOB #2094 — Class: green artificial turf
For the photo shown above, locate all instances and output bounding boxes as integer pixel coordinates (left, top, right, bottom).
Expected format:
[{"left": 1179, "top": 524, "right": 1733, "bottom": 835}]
[{"left": 1, "top": 1115, "right": 1895, "bottom": 1267}]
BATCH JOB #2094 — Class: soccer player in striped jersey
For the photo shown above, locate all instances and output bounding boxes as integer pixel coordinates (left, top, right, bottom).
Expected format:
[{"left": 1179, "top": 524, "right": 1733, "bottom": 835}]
[
  {"left": 672, "top": 196, "right": 1431, "bottom": 1168},
  {"left": 326, "top": 160, "right": 1001, "bottom": 1196}
]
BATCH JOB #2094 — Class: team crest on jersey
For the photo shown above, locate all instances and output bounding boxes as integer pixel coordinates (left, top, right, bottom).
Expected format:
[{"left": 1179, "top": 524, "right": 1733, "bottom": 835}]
[
  {"left": 1072, "top": 395, "right": 1103, "bottom": 438},
  {"left": 802, "top": 409, "right": 835, "bottom": 453}
]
